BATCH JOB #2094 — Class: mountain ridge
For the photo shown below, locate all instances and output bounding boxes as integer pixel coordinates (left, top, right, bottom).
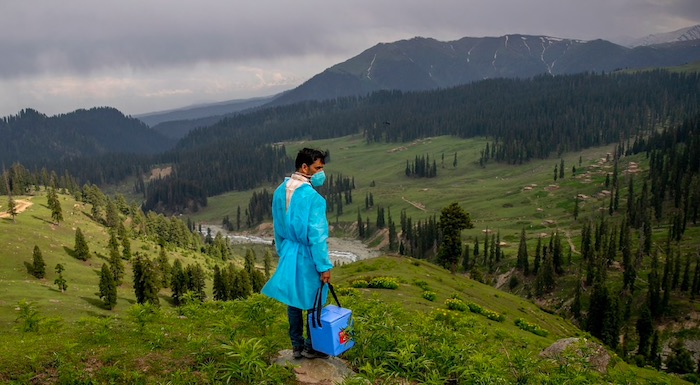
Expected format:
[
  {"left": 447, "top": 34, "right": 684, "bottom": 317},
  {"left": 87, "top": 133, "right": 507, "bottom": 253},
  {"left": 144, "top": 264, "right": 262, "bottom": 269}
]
[
  {"left": 0, "top": 107, "right": 175, "bottom": 167},
  {"left": 268, "top": 33, "right": 700, "bottom": 107}
]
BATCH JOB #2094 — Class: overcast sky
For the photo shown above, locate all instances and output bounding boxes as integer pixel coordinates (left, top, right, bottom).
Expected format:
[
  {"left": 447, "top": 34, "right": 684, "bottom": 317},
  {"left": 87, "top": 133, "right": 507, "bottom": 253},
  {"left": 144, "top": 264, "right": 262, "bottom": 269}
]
[{"left": 1, "top": 0, "right": 698, "bottom": 118}]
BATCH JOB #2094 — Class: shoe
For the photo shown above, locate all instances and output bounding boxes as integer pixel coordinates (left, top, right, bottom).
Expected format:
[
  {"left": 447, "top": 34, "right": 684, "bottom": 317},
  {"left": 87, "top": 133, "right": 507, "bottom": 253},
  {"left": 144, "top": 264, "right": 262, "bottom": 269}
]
[
  {"left": 302, "top": 347, "right": 330, "bottom": 359},
  {"left": 292, "top": 346, "right": 304, "bottom": 359}
]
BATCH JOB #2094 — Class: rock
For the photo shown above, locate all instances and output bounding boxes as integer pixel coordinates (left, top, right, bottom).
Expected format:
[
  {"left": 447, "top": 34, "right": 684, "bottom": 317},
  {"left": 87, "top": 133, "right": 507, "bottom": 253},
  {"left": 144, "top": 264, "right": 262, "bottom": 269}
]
[
  {"left": 272, "top": 349, "right": 356, "bottom": 385},
  {"left": 540, "top": 337, "right": 611, "bottom": 373}
]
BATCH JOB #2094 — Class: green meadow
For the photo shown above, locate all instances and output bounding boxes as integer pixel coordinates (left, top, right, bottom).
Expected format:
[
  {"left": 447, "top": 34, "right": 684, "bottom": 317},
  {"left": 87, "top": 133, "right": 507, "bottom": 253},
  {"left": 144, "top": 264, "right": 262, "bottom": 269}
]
[
  {"left": 1, "top": 134, "right": 697, "bottom": 383},
  {"left": 195, "top": 134, "right": 656, "bottom": 250}
]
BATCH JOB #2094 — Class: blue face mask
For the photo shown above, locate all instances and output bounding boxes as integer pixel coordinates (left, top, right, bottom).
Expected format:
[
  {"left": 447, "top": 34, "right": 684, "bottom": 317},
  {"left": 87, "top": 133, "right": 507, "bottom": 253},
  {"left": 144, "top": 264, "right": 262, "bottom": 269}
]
[{"left": 310, "top": 170, "right": 326, "bottom": 187}]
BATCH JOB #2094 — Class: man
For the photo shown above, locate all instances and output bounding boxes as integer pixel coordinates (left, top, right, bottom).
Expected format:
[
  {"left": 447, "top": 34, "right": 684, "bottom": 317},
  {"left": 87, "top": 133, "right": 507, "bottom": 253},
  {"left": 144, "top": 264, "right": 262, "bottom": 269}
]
[{"left": 261, "top": 148, "right": 333, "bottom": 359}]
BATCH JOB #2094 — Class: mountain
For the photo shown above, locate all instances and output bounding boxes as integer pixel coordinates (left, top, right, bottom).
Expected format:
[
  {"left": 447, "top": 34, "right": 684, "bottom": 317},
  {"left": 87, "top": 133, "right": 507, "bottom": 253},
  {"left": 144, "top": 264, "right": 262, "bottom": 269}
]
[
  {"left": 628, "top": 24, "right": 700, "bottom": 47},
  {"left": 0, "top": 107, "right": 175, "bottom": 167},
  {"left": 136, "top": 95, "right": 276, "bottom": 139},
  {"left": 268, "top": 34, "right": 700, "bottom": 106}
]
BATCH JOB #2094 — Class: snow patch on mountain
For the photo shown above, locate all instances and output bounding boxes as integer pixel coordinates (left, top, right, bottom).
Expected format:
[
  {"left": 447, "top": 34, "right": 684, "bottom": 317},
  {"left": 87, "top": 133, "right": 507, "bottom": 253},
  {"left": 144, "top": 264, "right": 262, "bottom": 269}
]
[{"left": 628, "top": 25, "right": 700, "bottom": 47}]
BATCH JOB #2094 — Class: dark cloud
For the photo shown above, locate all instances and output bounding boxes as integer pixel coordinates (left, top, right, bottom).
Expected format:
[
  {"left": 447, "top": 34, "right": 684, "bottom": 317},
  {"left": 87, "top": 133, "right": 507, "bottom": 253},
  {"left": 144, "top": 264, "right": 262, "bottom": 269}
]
[
  {"left": 0, "top": 0, "right": 697, "bottom": 115},
  {"left": 3, "top": 0, "right": 697, "bottom": 79}
]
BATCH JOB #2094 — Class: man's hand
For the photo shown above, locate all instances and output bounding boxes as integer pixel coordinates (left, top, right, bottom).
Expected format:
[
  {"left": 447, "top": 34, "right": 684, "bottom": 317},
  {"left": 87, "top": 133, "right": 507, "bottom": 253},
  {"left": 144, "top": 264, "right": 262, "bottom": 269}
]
[{"left": 320, "top": 270, "right": 331, "bottom": 284}]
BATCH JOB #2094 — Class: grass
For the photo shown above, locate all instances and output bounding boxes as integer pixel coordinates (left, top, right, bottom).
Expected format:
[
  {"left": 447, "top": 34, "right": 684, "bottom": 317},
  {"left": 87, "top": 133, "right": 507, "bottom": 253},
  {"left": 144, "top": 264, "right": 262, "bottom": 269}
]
[
  {"left": 3, "top": 135, "right": 699, "bottom": 383},
  {"left": 0, "top": 191, "right": 273, "bottom": 328},
  {"left": 0, "top": 254, "right": 691, "bottom": 384},
  {"left": 194, "top": 135, "right": 621, "bottom": 235}
]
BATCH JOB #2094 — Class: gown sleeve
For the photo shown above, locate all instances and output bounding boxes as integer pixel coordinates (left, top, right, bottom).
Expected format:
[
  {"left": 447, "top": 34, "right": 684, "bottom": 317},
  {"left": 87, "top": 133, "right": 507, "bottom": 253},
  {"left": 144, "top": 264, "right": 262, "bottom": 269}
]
[{"left": 307, "top": 194, "right": 333, "bottom": 273}]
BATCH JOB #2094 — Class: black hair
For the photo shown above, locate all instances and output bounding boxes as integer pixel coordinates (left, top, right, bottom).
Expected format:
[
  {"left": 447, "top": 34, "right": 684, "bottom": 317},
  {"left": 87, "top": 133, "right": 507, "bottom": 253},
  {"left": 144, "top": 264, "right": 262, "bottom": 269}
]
[{"left": 295, "top": 148, "right": 326, "bottom": 170}]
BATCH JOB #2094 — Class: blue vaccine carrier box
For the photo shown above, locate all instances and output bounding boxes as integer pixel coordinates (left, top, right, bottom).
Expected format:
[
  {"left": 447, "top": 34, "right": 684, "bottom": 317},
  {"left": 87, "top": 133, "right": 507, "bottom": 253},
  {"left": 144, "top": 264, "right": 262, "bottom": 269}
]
[{"left": 308, "top": 304, "right": 355, "bottom": 356}]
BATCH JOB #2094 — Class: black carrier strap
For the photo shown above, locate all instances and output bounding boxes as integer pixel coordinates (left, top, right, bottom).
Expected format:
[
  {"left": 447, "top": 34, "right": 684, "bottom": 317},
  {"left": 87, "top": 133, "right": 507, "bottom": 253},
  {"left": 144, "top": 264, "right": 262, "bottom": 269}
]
[{"left": 310, "top": 283, "right": 341, "bottom": 329}]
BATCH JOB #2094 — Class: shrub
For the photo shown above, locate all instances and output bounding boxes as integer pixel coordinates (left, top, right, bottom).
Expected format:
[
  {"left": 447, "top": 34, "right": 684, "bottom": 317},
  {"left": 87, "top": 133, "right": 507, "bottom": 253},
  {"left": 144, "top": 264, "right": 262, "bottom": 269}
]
[
  {"left": 367, "top": 277, "right": 399, "bottom": 290},
  {"left": 508, "top": 275, "right": 520, "bottom": 290},
  {"left": 432, "top": 309, "right": 458, "bottom": 327},
  {"left": 515, "top": 318, "right": 548, "bottom": 336},
  {"left": 422, "top": 291, "right": 437, "bottom": 301},
  {"left": 351, "top": 279, "right": 369, "bottom": 288},
  {"left": 413, "top": 279, "right": 430, "bottom": 291},
  {"left": 467, "top": 302, "right": 505, "bottom": 322},
  {"left": 15, "top": 299, "right": 41, "bottom": 333},
  {"left": 337, "top": 287, "right": 360, "bottom": 296},
  {"left": 445, "top": 298, "right": 468, "bottom": 312}
]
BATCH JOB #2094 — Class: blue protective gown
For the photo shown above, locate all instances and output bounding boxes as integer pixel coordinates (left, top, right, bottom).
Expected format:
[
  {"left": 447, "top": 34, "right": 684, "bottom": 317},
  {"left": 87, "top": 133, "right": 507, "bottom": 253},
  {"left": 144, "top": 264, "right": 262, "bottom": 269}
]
[{"left": 261, "top": 176, "right": 333, "bottom": 310}]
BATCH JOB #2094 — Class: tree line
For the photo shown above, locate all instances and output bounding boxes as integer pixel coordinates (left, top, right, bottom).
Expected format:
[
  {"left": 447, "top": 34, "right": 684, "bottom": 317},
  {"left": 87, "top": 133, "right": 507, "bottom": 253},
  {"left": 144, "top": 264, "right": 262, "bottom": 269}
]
[{"left": 4, "top": 71, "right": 698, "bottom": 213}]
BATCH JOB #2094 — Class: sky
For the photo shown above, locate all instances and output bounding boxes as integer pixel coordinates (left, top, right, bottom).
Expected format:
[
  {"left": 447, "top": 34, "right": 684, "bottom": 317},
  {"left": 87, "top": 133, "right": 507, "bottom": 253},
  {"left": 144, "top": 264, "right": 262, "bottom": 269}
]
[{"left": 1, "top": 0, "right": 698, "bottom": 118}]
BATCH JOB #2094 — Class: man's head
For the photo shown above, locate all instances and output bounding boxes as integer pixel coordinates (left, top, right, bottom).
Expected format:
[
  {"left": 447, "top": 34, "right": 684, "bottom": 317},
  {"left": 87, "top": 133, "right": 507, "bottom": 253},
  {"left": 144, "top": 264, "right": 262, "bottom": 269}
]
[{"left": 295, "top": 148, "right": 326, "bottom": 176}]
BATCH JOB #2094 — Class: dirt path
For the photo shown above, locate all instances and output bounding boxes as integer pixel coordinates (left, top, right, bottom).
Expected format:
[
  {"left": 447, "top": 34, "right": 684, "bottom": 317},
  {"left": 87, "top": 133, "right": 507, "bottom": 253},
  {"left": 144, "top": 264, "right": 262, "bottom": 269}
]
[
  {"left": 565, "top": 230, "right": 579, "bottom": 255},
  {"left": 0, "top": 199, "right": 33, "bottom": 218},
  {"left": 401, "top": 196, "right": 426, "bottom": 211}
]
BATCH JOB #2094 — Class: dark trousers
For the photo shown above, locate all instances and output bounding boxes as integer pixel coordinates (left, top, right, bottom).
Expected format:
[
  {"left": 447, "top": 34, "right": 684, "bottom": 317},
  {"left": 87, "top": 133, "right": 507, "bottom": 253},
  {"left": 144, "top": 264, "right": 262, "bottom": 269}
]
[{"left": 288, "top": 306, "right": 312, "bottom": 350}]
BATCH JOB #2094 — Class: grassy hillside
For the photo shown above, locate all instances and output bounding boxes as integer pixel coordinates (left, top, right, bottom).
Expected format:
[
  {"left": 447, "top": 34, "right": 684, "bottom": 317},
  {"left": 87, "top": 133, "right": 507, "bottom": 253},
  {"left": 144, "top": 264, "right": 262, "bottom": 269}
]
[
  {"left": 0, "top": 241, "right": 690, "bottom": 383},
  {"left": 0, "top": 192, "right": 264, "bottom": 328},
  {"left": 2, "top": 136, "right": 698, "bottom": 383}
]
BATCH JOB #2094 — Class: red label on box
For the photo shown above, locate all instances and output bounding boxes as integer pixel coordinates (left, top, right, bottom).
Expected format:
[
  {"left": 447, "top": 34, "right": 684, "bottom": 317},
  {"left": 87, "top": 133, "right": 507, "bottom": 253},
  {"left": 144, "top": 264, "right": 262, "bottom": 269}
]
[{"left": 339, "top": 330, "right": 350, "bottom": 344}]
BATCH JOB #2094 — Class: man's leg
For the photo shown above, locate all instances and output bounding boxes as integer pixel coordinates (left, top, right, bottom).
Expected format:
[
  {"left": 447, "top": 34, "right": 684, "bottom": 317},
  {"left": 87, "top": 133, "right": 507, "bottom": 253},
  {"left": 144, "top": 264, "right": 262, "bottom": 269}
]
[{"left": 288, "top": 306, "right": 304, "bottom": 358}]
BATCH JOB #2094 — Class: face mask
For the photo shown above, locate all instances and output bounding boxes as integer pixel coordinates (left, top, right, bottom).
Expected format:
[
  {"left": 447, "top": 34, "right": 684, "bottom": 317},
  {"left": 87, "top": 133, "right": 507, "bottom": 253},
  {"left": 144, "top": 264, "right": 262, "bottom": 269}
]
[{"left": 310, "top": 170, "right": 326, "bottom": 187}]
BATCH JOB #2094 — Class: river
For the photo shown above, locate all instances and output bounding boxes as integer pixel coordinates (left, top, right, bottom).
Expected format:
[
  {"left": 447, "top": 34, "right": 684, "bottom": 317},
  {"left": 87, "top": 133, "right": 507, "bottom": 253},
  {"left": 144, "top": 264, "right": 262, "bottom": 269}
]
[{"left": 202, "top": 224, "right": 379, "bottom": 265}]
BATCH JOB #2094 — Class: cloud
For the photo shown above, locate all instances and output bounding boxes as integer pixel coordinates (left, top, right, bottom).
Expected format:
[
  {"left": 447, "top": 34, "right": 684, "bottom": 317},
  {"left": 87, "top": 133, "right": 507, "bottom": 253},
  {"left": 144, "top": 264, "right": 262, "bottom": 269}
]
[{"left": 0, "top": 0, "right": 697, "bottom": 116}]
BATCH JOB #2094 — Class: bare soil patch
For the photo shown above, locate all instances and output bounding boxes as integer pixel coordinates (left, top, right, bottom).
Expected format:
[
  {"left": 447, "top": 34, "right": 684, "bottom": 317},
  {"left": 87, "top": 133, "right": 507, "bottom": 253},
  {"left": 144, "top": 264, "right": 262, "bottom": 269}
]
[
  {"left": 147, "top": 166, "right": 173, "bottom": 181},
  {"left": 0, "top": 199, "right": 33, "bottom": 218}
]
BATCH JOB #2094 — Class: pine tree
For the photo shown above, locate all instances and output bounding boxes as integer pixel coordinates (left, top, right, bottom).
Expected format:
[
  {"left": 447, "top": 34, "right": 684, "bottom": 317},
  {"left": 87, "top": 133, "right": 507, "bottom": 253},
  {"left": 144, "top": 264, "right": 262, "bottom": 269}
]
[
  {"left": 559, "top": 158, "right": 565, "bottom": 179},
  {"left": 232, "top": 269, "right": 253, "bottom": 299},
  {"left": 535, "top": 247, "right": 556, "bottom": 296},
  {"left": 244, "top": 248, "right": 256, "bottom": 275},
  {"left": 672, "top": 247, "right": 681, "bottom": 291},
  {"left": 73, "top": 227, "right": 90, "bottom": 261},
  {"left": 636, "top": 306, "right": 654, "bottom": 357},
  {"left": 621, "top": 219, "right": 634, "bottom": 292},
  {"left": 132, "top": 256, "right": 145, "bottom": 304},
  {"left": 461, "top": 244, "right": 470, "bottom": 272},
  {"left": 186, "top": 264, "right": 206, "bottom": 301},
  {"left": 533, "top": 237, "right": 542, "bottom": 274},
  {"left": 121, "top": 235, "right": 132, "bottom": 260},
  {"left": 648, "top": 250, "right": 662, "bottom": 318},
  {"left": 483, "top": 231, "right": 490, "bottom": 266},
  {"left": 54, "top": 263, "right": 67, "bottom": 292},
  {"left": 99, "top": 264, "right": 118, "bottom": 310},
  {"left": 156, "top": 246, "right": 171, "bottom": 289},
  {"left": 212, "top": 265, "right": 227, "bottom": 301},
  {"left": 133, "top": 255, "right": 160, "bottom": 306},
  {"left": 436, "top": 203, "right": 473, "bottom": 272},
  {"left": 31, "top": 245, "right": 46, "bottom": 279},
  {"left": 553, "top": 231, "right": 563, "bottom": 274},
  {"left": 6, "top": 195, "right": 18, "bottom": 222},
  {"left": 388, "top": 214, "right": 398, "bottom": 252},
  {"left": 251, "top": 270, "right": 266, "bottom": 293},
  {"left": 571, "top": 277, "right": 582, "bottom": 320},
  {"left": 108, "top": 231, "right": 124, "bottom": 285},
  {"left": 586, "top": 283, "right": 619, "bottom": 347},
  {"left": 649, "top": 332, "right": 661, "bottom": 369},
  {"left": 105, "top": 197, "right": 120, "bottom": 228},
  {"left": 171, "top": 259, "right": 187, "bottom": 306},
  {"left": 517, "top": 228, "right": 530, "bottom": 275},
  {"left": 48, "top": 187, "right": 63, "bottom": 225},
  {"left": 681, "top": 253, "right": 691, "bottom": 292},
  {"left": 357, "top": 208, "right": 365, "bottom": 238},
  {"left": 691, "top": 256, "right": 700, "bottom": 298},
  {"left": 263, "top": 250, "right": 272, "bottom": 279}
]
